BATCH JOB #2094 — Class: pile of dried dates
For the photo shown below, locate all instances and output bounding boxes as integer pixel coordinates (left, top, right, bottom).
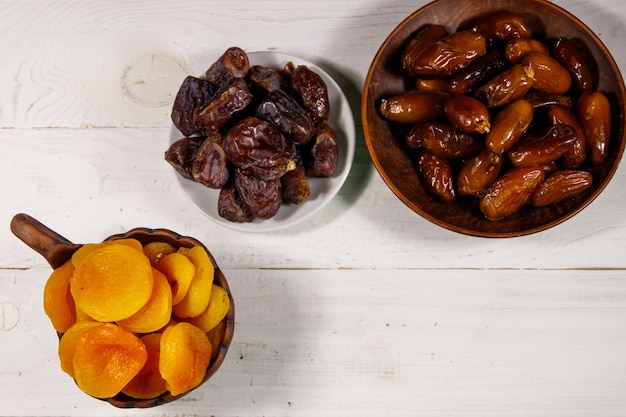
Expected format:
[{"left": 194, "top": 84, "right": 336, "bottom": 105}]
[
  {"left": 379, "top": 12, "right": 612, "bottom": 221},
  {"left": 166, "top": 47, "right": 339, "bottom": 222}
]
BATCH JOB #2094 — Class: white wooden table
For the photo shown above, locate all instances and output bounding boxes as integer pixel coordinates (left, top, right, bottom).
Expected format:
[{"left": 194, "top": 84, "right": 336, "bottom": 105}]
[{"left": 2, "top": 1, "right": 626, "bottom": 416}]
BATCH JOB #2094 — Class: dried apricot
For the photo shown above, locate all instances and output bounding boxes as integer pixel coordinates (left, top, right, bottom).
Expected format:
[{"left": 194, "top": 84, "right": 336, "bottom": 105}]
[
  {"left": 70, "top": 244, "right": 153, "bottom": 322},
  {"left": 143, "top": 241, "right": 178, "bottom": 266},
  {"left": 122, "top": 333, "right": 167, "bottom": 399},
  {"left": 172, "top": 246, "right": 214, "bottom": 318},
  {"left": 44, "top": 260, "right": 76, "bottom": 333},
  {"left": 155, "top": 252, "right": 195, "bottom": 306},
  {"left": 206, "top": 319, "right": 227, "bottom": 359},
  {"left": 72, "top": 323, "right": 147, "bottom": 399},
  {"left": 187, "top": 284, "right": 230, "bottom": 332},
  {"left": 117, "top": 268, "right": 173, "bottom": 334},
  {"left": 58, "top": 321, "right": 102, "bottom": 377},
  {"left": 71, "top": 238, "right": 144, "bottom": 268},
  {"left": 159, "top": 322, "right": 212, "bottom": 396}
]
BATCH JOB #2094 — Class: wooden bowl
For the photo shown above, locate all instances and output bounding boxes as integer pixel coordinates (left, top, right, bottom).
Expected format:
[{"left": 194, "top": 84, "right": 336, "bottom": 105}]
[
  {"left": 10, "top": 213, "right": 235, "bottom": 408},
  {"left": 362, "top": 0, "right": 626, "bottom": 237}
]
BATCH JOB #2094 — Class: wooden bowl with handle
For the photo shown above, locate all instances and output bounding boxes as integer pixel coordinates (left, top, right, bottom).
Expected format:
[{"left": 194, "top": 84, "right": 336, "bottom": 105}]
[{"left": 10, "top": 213, "right": 235, "bottom": 408}]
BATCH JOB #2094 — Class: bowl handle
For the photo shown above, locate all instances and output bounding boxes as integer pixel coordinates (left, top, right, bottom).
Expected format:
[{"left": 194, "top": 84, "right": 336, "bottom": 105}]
[{"left": 10, "top": 213, "right": 83, "bottom": 269}]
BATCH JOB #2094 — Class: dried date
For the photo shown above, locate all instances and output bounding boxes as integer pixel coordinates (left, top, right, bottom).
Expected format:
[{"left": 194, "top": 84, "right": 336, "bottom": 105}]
[
  {"left": 507, "top": 123, "right": 577, "bottom": 168},
  {"left": 475, "top": 64, "right": 535, "bottom": 108},
  {"left": 444, "top": 94, "right": 491, "bottom": 134},
  {"left": 479, "top": 167, "right": 545, "bottom": 221},
  {"left": 547, "top": 105, "right": 587, "bottom": 168},
  {"left": 406, "top": 121, "right": 483, "bottom": 159},
  {"left": 223, "top": 116, "right": 296, "bottom": 180},
  {"left": 205, "top": 46, "right": 250, "bottom": 86},
  {"left": 447, "top": 49, "right": 509, "bottom": 94},
  {"left": 485, "top": 99, "right": 533, "bottom": 153},
  {"left": 577, "top": 90, "right": 612, "bottom": 165},
  {"left": 284, "top": 61, "right": 330, "bottom": 121},
  {"left": 246, "top": 65, "right": 290, "bottom": 95},
  {"left": 417, "top": 150, "right": 456, "bottom": 203},
  {"left": 218, "top": 179, "right": 254, "bottom": 223},
  {"left": 164, "top": 136, "right": 204, "bottom": 180},
  {"left": 409, "top": 30, "right": 487, "bottom": 77},
  {"left": 401, "top": 24, "right": 449, "bottom": 75},
  {"left": 281, "top": 151, "right": 310, "bottom": 205},
  {"left": 522, "top": 53, "right": 572, "bottom": 95},
  {"left": 305, "top": 121, "right": 339, "bottom": 177},
  {"left": 235, "top": 169, "right": 283, "bottom": 219},
  {"left": 171, "top": 76, "right": 216, "bottom": 137},
  {"left": 193, "top": 77, "right": 254, "bottom": 133},
  {"left": 456, "top": 148, "right": 504, "bottom": 197},
  {"left": 531, "top": 169, "right": 593, "bottom": 207},
  {"left": 256, "top": 89, "right": 316, "bottom": 145},
  {"left": 192, "top": 133, "right": 230, "bottom": 189},
  {"left": 379, "top": 91, "right": 447, "bottom": 123},
  {"left": 552, "top": 37, "right": 599, "bottom": 93}
]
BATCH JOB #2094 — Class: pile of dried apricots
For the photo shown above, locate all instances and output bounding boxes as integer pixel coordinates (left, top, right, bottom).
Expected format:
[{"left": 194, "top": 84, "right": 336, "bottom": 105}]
[{"left": 43, "top": 238, "right": 230, "bottom": 400}]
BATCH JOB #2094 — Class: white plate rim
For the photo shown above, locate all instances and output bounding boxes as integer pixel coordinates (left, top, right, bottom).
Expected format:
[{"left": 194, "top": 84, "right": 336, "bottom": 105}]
[{"left": 170, "top": 50, "right": 356, "bottom": 232}]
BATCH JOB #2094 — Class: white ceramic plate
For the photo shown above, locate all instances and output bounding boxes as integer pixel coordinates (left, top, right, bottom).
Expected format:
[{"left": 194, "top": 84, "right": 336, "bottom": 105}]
[{"left": 170, "top": 51, "right": 356, "bottom": 232}]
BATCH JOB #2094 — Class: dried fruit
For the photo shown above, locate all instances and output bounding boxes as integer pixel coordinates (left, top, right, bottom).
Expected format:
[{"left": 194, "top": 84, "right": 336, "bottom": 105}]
[
  {"left": 507, "top": 124, "right": 577, "bottom": 168},
  {"left": 44, "top": 260, "right": 76, "bottom": 333},
  {"left": 171, "top": 76, "right": 215, "bottom": 137},
  {"left": 70, "top": 243, "right": 153, "bottom": 322},
  {"left": 475, "top": 64, "right": 535, "bottom": 108},
  {"left": 448, "top": 48, "right": 509, "bottom": 93},
  {"left": 379, "top": 91, "right": 447, "bottom": 123},
  {"left": 192, "top": 133, "right": 230, "bottom": 189},
  {"left": 523, "top": 53, "right": 572, "bottom": 94},
  {"left": 72, "top": 323, "right": 147, "bottom": 399},
  {"left": 155, "top": 252, "right": 196, "bottom": 306},
  {"left": 552, "top": 37, "right": 599, "bottom": 92},
  {"left": 444, "top": 94, "right": 491, "bottom": 134},
  {"left": 256, "top": 88, "right": 315, "bottom": 145},
  {"left": 281, "top": 151, "right": 310, "bottom": 205},
  {"left": 234, "top": 168, "right": 283, "bottom": 219},
  {"left": 547, "top": 105, "right": 587, "bottom": 168},
  {"left": 165, "top": 136, "right": 205, "bottom": 181},
  {"left": 205, "top": 46, "right": 250, "bottom": 86},
  {"left": 577, "top": 90, "right": 612, "bottom": 165},
  {"left": 304, "top": 121, "right": 339, "bottom": 177},
  {"left": 172, "top": 246, "right": 214, "bottom": 319},
  {"left": 187, "top": 284, "right": 231, "bottom": 332},
  {"left": 457, "top": 149, "right": 504, "bottom": 197},
  {"left": 472, "top": 12, "right": 534, "bottom": 45},
  {"left": 479, "top": 167, "right": 545, "bottom": 221},
  {"left": 531, "top": 169, "right": 593, "bottom": 207},
  {"left": 417, "top": 150, "right": 456, "bottom": 203},
  {"left": 217, "top": 180, "right": 255, "bottom": 223},
  {"left": 504, "top": 38, "right": 550, "bottom": 64},
  {"left": 159, "top": 322, "right": 212, "bottom": 396},
  {"left": 284, "top": 61, "right": 330, "bottom": 121},
  {"left": 117, "top": 268, "right": 173, "bottom": 334},
  {"left": 121, "top": 333, "right": 167, "bottom": 400},
  {"left": 485, "top": 99, "right": 533, "bottom": 153},
  {"left": 401, "top": 24, "right": 449, "bottom": 75},
  {"left": 193, "top": 77, "right": 254, "bottom": 133},
  {"left": 407, "top": 121, "right": 483, "bottom": 159},
  {"left": 223, "top": 116, "right": 295, "bottom": 181}
]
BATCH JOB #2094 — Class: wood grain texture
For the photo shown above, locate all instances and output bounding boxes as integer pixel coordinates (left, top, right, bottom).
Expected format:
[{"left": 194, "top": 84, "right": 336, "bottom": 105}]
[{"left": 1, "top": 0, "right": 626, "bottom": 415}]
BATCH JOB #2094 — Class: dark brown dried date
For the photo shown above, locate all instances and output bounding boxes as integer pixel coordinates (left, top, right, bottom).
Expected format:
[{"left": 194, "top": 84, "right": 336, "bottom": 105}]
[
  {"left": 256, "top": 89, "right": 316, "bottom": 145},
  {"left": 456, "top": 148, "right": 504, "bottom": 197},
  {"left": 417, "top": 150, "right": 455, "bottom": 203},
  {"left": 246, "top": 65, "right": 290, "bottom": 95},
  {"left": 281, "top": 151, "right": 310, "bottom": 205},
  {"left": 547, "top": 105, "right": 587, "bottom": 168},
  {"left": 164, "top": 136, "right": 205, "bottom": 180},
  {"left": 171, "top": 76, "right": 216, "bottom": 137},
  {"left": 507, "top": 123, "right": 577, "bottom": 168},
  {"left": 193, "top": 77, "right": 254, "bottom": 133},
  {"left": 475, "top": 64, "right": 534, "bottom": 108},
  {"left": 205, "top": 46, "right": 250, "bottom": 86},
  {"left": 406, "top": 121, "right": 483, "bottom": 159},
  {"left": 284, "top": 61, "right": 330, "bottom": 121},
  {"left": 192, "top": 133, "right": 230, "bottom": 189},
  {"left": 447, "top": 48, "right": 509, "bottom": 94},
  {"left": 471, "top": 12, "right": 534, "bottom": 46},
  {"left": 223, "top": 116, "right": 296, "bottom": 180},
  {"left": 235, "top": 169, "right": 283, "bottom": 219},
  {"left": 479, "top": 166, "right": 545, "bottom": 221},
  {"left": 305, "top": 121, "right": 339, "bottom": 177},
  {"left": 552, "top": 37, "right": 599, "bottom": 93},
  {"left": 444, "top": 94, "right": 491, "bottom": 134},
  {"left": 401, "top": 24, "right": 449, "bottom": 76},
  {"left": 409, "top": 30, "right": 487, "bottom": 77},
  {"left": 218, "top": 179, "right": 254, "bottom": 223}
]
